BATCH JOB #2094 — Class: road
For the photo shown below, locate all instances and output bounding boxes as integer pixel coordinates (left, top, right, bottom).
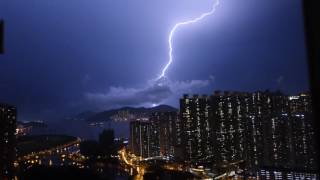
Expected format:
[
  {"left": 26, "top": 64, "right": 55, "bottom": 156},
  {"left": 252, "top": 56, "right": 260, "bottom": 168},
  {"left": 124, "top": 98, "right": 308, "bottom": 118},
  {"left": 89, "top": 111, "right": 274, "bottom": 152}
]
[{"left": 17, "top": 137, "right": 86, "bottom": 169}]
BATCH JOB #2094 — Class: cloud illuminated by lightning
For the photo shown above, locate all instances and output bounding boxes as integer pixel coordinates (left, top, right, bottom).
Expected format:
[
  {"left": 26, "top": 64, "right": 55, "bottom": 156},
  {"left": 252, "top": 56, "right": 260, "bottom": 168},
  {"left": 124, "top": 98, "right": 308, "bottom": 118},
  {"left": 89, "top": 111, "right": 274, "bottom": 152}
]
[{"left": 158, "top": 0, "right": 220, "bottom": 80}]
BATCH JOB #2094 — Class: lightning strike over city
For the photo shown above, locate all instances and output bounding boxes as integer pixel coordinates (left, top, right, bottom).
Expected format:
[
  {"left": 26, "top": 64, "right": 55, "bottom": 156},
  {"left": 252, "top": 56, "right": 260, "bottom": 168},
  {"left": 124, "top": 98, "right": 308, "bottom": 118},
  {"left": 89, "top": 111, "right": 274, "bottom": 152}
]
[
  {"left": 158, "top": 0, "right": 220, "bottom": 80},
  {"left": 0, "top": 0, "right": 315, "bottom": 179}
]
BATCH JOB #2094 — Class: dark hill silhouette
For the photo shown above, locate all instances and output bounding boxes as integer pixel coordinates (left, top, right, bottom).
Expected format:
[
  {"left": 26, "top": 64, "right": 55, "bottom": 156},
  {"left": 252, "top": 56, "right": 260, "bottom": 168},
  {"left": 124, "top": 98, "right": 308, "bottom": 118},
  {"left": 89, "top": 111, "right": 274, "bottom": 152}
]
[{"left": 81, "top": 105, "right": 177, "bottom": 123}]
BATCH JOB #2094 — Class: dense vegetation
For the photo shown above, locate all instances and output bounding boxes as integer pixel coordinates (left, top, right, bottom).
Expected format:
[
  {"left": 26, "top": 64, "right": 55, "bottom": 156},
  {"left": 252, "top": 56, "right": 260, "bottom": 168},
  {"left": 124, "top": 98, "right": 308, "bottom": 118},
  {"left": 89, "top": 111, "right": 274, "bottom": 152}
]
[{"left": 80, "top": 129, "right": 121, "bottom": 158}]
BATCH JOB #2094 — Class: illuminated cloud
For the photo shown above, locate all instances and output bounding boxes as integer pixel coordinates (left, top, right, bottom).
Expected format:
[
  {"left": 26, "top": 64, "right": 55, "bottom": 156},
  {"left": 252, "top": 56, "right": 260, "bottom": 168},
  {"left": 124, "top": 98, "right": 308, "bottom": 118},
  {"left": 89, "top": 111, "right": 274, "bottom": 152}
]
[{"left": 85, "top": 78, "right": 211, "bottom": 109}]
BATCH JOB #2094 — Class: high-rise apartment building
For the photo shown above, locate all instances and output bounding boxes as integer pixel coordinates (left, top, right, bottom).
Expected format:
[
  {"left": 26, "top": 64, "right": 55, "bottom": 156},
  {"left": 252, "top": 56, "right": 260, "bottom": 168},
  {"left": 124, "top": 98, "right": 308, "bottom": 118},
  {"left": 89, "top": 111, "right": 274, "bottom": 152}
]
[
  {"left": 179, "top": 91, "right": 317, "bottom": 176},
  {"left": 209, "top": 91, "right": 247, "bottom": 172},
  {"left": 149, "top": 112, "right": 178, "bottom": 157},
  {"left": 129, "top": 112, "right": 179, "bottom": 159},
  {"left": 0, "top": 20, "right": 3, "bottom": 54},
  {"left": 0, "top": 103, "right": 17, "bottom": 180},
  {"left": 180, "top": 94, "right": 212, "bottom": 164},
  {"left": 129, "top": 118, "right": 151, "bottom": 158},
  {"left": 288, "top": 93, "right": 317, "bottom": 170}
]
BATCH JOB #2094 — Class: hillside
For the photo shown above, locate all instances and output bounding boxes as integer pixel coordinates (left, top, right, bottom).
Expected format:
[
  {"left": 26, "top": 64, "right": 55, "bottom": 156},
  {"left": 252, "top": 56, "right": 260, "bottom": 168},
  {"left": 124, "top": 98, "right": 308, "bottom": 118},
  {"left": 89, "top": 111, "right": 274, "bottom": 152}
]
[{"left": 82, "top": 105, "right": 178, "bottom": 123}]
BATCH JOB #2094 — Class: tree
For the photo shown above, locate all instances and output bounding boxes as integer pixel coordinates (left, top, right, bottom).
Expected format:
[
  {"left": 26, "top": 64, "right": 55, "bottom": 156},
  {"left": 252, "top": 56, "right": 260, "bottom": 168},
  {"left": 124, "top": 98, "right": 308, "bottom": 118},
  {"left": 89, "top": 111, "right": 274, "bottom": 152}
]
[{"left": 80, "top": 140, "right": 100, "bottom": 157}]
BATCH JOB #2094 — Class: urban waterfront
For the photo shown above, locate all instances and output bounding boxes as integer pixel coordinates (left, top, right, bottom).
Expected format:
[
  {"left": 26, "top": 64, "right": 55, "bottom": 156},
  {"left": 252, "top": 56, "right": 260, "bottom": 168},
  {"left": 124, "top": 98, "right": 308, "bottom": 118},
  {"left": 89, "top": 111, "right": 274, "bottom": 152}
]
[
  {"left": 1, "top": 0, "right": 319, "bottom": 179},
  {"left": 1, "top": 91, "right": 319, "bottom": 179}
]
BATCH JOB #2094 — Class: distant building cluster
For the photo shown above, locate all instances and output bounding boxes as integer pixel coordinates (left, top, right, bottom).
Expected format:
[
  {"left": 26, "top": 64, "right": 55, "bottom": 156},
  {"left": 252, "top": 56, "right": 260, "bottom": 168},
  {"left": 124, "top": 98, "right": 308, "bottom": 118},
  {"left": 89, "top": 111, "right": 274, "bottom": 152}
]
[
  {"left": 16, "top": 124, "right": 32, "bottom": 137},
  {"left": 129, "top": 91, "right": 318, "bottom": 178},
  {"left": 15, "top": 120, "right": 47, "bottom": 137},
  {"left": 110, "top": 110, "right": 150, "bottom": 122},
  {"left": 110, "top": 110, "right": 137, "bottom": 122}
]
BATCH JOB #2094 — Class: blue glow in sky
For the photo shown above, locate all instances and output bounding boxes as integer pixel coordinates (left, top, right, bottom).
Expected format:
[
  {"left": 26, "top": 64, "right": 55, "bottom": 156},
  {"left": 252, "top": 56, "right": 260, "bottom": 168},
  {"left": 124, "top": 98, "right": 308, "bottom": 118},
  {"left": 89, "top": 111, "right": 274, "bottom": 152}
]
[{"left": 0, "top": 0, "right": 308, "bottom": 121}]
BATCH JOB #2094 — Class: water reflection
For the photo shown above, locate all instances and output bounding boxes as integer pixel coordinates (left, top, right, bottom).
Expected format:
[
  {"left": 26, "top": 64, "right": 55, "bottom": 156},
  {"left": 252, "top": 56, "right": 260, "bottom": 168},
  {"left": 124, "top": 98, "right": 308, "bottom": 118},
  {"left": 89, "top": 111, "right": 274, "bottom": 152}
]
[{"left": 47, "top": 119, "right": 130, "bottom": 140}]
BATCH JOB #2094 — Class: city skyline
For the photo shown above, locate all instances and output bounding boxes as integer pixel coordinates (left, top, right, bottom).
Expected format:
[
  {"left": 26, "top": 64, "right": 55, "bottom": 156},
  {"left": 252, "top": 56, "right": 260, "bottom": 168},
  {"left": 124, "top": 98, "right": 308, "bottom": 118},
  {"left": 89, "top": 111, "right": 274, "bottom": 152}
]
[
  {"left": 0, "top": 90, "right": 318, "bottom": 179},
  {"left": 0, "top": 0, "right": 319, "bottom": 179},
  {"left": 125, "top": 90, "right": 317, "bottom": 179},
  {"left": 0, "top": 0, "right": 309, "bottom": 122}
]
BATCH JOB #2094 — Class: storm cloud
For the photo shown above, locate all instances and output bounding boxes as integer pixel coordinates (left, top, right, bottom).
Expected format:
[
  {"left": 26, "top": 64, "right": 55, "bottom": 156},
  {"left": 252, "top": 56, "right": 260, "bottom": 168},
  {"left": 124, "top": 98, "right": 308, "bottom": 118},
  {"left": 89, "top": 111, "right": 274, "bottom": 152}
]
[{"left": 85, "top": 78, "right": 210, "bottom": 109}]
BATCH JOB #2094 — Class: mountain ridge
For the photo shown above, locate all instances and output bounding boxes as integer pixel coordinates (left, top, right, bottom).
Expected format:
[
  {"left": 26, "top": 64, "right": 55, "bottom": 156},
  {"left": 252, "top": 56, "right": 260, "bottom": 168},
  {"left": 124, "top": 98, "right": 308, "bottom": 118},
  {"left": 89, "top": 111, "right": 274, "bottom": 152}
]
[{"left": 76, "top": 105, "right": 178, "bottom": 123}]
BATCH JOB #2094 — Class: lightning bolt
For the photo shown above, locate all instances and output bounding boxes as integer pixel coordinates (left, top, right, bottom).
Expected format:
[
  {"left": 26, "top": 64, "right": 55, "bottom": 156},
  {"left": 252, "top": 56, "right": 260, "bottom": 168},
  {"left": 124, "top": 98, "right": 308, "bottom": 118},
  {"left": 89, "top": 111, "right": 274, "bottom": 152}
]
[{"left": 158, "top": 0, "right": 220, "bottom": 80}]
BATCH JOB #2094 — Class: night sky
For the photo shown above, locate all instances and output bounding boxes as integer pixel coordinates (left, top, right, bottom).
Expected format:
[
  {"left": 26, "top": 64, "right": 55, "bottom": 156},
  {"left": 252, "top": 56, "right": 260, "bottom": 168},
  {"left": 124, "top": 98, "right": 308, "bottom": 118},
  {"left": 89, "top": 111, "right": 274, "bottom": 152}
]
[{"left": 0, "top": 0, "right": 309, "bottom": 121}]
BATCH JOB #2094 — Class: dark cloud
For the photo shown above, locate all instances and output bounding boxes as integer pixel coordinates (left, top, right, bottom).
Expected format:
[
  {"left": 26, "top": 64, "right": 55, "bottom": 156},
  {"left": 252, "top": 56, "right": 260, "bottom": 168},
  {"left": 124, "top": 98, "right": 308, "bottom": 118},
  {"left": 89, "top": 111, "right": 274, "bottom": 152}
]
[{"left": 85, "top": 78, "right": 210, "bottom": 109}]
